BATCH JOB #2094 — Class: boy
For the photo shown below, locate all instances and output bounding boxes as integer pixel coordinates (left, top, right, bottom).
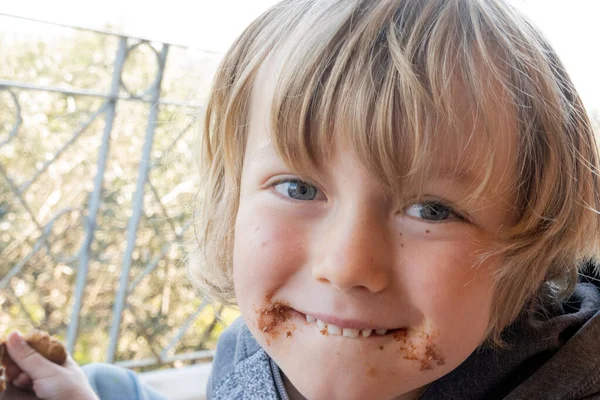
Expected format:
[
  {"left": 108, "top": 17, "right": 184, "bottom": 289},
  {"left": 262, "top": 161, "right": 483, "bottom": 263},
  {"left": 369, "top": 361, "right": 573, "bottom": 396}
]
[{"left": 4, "top": 0, "right": 600, "bottom": 399}]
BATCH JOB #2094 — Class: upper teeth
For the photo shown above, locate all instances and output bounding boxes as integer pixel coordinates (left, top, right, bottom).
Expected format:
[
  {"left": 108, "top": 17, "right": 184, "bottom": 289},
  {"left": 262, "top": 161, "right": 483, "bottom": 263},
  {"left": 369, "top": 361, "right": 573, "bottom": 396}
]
[{"left": 306, "top": 314, "right": 387, "bottom": 338}]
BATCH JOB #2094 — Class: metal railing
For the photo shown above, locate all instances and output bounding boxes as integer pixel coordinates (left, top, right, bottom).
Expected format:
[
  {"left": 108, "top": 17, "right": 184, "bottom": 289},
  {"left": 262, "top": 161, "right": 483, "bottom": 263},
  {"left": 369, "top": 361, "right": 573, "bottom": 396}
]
[{"left": 0, "top": 13, "right": 231, "bottom": 369}]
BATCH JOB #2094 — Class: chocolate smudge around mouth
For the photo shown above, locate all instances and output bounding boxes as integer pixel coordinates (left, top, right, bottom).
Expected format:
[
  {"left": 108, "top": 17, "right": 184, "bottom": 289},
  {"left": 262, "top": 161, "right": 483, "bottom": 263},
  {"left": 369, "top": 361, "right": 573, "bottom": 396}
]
[
  {"left": 421, "top": 344, "right": 446, "bottom": 371},
  {"left": 392, "top": 328, "right": 446, "bottom": 371},
  {"left": 255, "top": 296, "right": 447, "bottom": 372},
  {"left": 257, "top": 301, "right": 291, "bottom": 339}
]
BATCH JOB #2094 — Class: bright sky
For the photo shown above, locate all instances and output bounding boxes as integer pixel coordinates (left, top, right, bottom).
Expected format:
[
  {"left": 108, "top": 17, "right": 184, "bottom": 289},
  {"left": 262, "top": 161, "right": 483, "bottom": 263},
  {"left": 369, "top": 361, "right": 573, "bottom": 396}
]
[{"left": 1, "top": 0, "right": 599, "bottom": 110}]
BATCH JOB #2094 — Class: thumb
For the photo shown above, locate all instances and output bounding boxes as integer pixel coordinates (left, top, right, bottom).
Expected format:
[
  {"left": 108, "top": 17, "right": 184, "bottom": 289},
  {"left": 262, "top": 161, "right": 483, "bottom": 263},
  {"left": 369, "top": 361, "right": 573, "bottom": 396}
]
[{"left": 5, "top": 332, "right": 58, "bottom": 381}]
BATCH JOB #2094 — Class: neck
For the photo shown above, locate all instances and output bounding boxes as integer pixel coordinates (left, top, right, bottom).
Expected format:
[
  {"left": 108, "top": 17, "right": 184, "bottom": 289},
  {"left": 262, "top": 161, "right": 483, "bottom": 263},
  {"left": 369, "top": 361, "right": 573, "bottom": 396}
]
[{"left": 282, "top": 373, "right": 430, "bottom": 400}]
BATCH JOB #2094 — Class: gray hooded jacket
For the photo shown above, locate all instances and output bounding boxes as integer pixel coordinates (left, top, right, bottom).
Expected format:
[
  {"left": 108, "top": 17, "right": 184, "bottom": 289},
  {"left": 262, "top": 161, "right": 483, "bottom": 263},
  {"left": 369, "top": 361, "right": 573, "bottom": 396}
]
[{"left": 207, "top": 282, "right": 600, "bottom": 400}]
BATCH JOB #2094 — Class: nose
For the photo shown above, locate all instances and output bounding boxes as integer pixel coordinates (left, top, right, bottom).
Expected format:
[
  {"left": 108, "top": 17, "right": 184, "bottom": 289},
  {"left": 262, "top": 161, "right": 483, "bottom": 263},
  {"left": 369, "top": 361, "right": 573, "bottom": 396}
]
[{"left": 312, "top": 207, "right": 392, "bottom": 293}]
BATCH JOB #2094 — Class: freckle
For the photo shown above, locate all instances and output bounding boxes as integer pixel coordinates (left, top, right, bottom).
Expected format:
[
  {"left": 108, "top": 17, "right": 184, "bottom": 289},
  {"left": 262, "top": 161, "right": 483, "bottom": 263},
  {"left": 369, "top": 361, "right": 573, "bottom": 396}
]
[
  {"left": 261, "top": 241, "right": 268, "bottom": 247},
  {"left": 371, "top": 257, "right": 374, "bottom": 263},
  {"left": 425, "top": 229, "right": 430, "bottom": 234},
  {"left": 367, "top": 367, "right": 377, "bottom": 378},
  {"left": 400, "top": 244, "right": 404, "bottom": 247},
  {"left": 379, "top": 346, "right": 384, "bottom": 351},
  {"left": 399, "top": 232, "right": 402, "bottom": 236}
]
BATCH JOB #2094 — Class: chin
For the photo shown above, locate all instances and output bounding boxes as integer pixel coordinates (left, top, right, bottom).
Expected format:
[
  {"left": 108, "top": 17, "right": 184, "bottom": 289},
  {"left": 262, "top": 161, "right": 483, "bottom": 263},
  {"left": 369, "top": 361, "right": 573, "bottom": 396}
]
[{"left": 273, "top": 344, "right": 431, "bottom": 400}]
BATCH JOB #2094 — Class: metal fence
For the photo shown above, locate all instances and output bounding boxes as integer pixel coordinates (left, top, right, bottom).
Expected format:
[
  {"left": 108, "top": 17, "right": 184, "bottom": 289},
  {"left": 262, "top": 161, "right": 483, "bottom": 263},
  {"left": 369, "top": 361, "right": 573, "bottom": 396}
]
[{"left": 0, "top": 13, "right": 235, "bottom": 370}]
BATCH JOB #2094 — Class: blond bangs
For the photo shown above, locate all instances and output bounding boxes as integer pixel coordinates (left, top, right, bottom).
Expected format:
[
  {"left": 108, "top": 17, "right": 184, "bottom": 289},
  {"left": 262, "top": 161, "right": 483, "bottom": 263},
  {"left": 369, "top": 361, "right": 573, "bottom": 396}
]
[{"left": 268, "top": 0, "right": 506, "bottom": 207}]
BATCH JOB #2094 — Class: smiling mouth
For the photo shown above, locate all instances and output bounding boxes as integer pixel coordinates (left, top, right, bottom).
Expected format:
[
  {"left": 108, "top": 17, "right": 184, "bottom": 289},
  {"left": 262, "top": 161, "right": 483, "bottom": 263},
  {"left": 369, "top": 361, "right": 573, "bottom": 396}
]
[
  {"left": 257, "top": 301, "right": 407, "bottom": 340},
  {"left": 299, "top": 312, "right": 406, "bottom": 339}
]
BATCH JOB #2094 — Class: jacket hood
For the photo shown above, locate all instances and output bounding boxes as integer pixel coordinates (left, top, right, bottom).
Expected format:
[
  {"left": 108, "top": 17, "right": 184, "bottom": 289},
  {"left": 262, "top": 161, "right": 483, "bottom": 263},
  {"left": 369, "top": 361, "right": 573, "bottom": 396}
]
[{"left": 422, "top": 282, "right": 600, "bottom": 400}]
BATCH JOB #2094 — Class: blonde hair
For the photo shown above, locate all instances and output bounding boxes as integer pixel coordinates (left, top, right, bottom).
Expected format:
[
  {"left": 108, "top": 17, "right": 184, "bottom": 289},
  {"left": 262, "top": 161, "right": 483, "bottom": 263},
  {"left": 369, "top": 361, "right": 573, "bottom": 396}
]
[{"left": 189, "top": 0, "right": 600, "bottom": 345}]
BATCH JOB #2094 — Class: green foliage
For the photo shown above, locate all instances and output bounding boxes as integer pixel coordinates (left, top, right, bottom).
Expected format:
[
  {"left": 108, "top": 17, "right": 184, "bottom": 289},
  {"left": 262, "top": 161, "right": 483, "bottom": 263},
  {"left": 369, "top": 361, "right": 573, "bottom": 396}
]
[{"left": 0, "top": 22, "right": 239, "bottom": 372}]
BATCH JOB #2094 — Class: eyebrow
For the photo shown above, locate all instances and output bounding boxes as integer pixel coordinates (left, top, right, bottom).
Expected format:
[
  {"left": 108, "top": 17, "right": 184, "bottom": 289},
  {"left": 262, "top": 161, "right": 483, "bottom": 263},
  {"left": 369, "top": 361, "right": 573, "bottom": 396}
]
[
  {"left": 248, "top": 143, "right": 279, "bottom": 165},
  {"left": 249, "top": 142, "right": 482, "bottom": 190},
  {"left": 434, "top": 167, "right": 481, "bottom": 188}
]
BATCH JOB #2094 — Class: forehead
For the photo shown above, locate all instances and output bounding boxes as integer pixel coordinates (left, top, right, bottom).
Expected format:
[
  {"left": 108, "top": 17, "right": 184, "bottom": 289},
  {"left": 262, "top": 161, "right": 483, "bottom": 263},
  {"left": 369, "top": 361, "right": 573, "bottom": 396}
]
[{"left": 247, "top": 34, "right": 519, "bottom": 204}]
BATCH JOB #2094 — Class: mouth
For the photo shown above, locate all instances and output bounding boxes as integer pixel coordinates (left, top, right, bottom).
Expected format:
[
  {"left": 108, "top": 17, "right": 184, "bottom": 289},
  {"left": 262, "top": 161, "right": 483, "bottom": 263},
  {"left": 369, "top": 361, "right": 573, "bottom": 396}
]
[{"left": 291, "top": 309, "right": 407, "bottom": 339}]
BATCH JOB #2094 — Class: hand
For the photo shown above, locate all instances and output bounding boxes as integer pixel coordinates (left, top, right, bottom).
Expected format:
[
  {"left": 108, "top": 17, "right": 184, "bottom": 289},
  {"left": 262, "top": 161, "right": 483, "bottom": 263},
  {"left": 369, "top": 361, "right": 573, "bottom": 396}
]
[{"left": 3, "top": 332, "right": 98, "bottom": 400}]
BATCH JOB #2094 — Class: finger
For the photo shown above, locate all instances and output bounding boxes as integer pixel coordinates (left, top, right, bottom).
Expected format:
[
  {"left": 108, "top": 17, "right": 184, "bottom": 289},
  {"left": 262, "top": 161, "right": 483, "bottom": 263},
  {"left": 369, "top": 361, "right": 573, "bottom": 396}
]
[
  {"left": 5, "top": 364, "right": 22, "bottom": 381},
  {"left": 13, "top": 372, "right": 32, "bottom": 388},
  {"left": 4, "top": 332, "right": 58, "bottom": 381}
]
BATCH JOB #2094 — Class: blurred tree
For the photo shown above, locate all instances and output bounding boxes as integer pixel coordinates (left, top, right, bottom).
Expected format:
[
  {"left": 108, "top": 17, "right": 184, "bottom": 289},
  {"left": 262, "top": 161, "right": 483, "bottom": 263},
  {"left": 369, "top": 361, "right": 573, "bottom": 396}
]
[{"left": 0, "top": 21, "right": 239, "bottom": 372}]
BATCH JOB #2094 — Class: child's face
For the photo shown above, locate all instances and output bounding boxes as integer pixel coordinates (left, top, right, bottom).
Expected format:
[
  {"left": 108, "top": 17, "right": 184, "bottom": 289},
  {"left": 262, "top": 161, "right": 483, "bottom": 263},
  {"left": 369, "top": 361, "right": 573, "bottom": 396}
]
[{"left": 232, "top": 64, "right": 518, "bottom": 400}]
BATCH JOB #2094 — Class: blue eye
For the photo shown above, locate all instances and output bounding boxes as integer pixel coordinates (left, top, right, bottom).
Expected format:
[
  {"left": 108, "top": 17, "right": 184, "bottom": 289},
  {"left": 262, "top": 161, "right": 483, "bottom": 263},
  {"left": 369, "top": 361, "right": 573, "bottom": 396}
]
[
  {"left": 273, "top": 179, "right": 319, "bottom": 201},
  {"left": 405, "top": 202, "right": 459, "bottom": 222}
]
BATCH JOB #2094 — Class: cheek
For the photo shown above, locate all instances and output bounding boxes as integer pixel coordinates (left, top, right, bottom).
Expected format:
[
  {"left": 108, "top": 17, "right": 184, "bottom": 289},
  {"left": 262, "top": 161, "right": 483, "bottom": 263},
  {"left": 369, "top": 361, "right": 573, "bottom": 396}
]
[
  {"left": 232, "top": 200, "right": 308, "bottom": 304},
  {"left": 404, "top": 240, "right": 496, "bottom": 338}
]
